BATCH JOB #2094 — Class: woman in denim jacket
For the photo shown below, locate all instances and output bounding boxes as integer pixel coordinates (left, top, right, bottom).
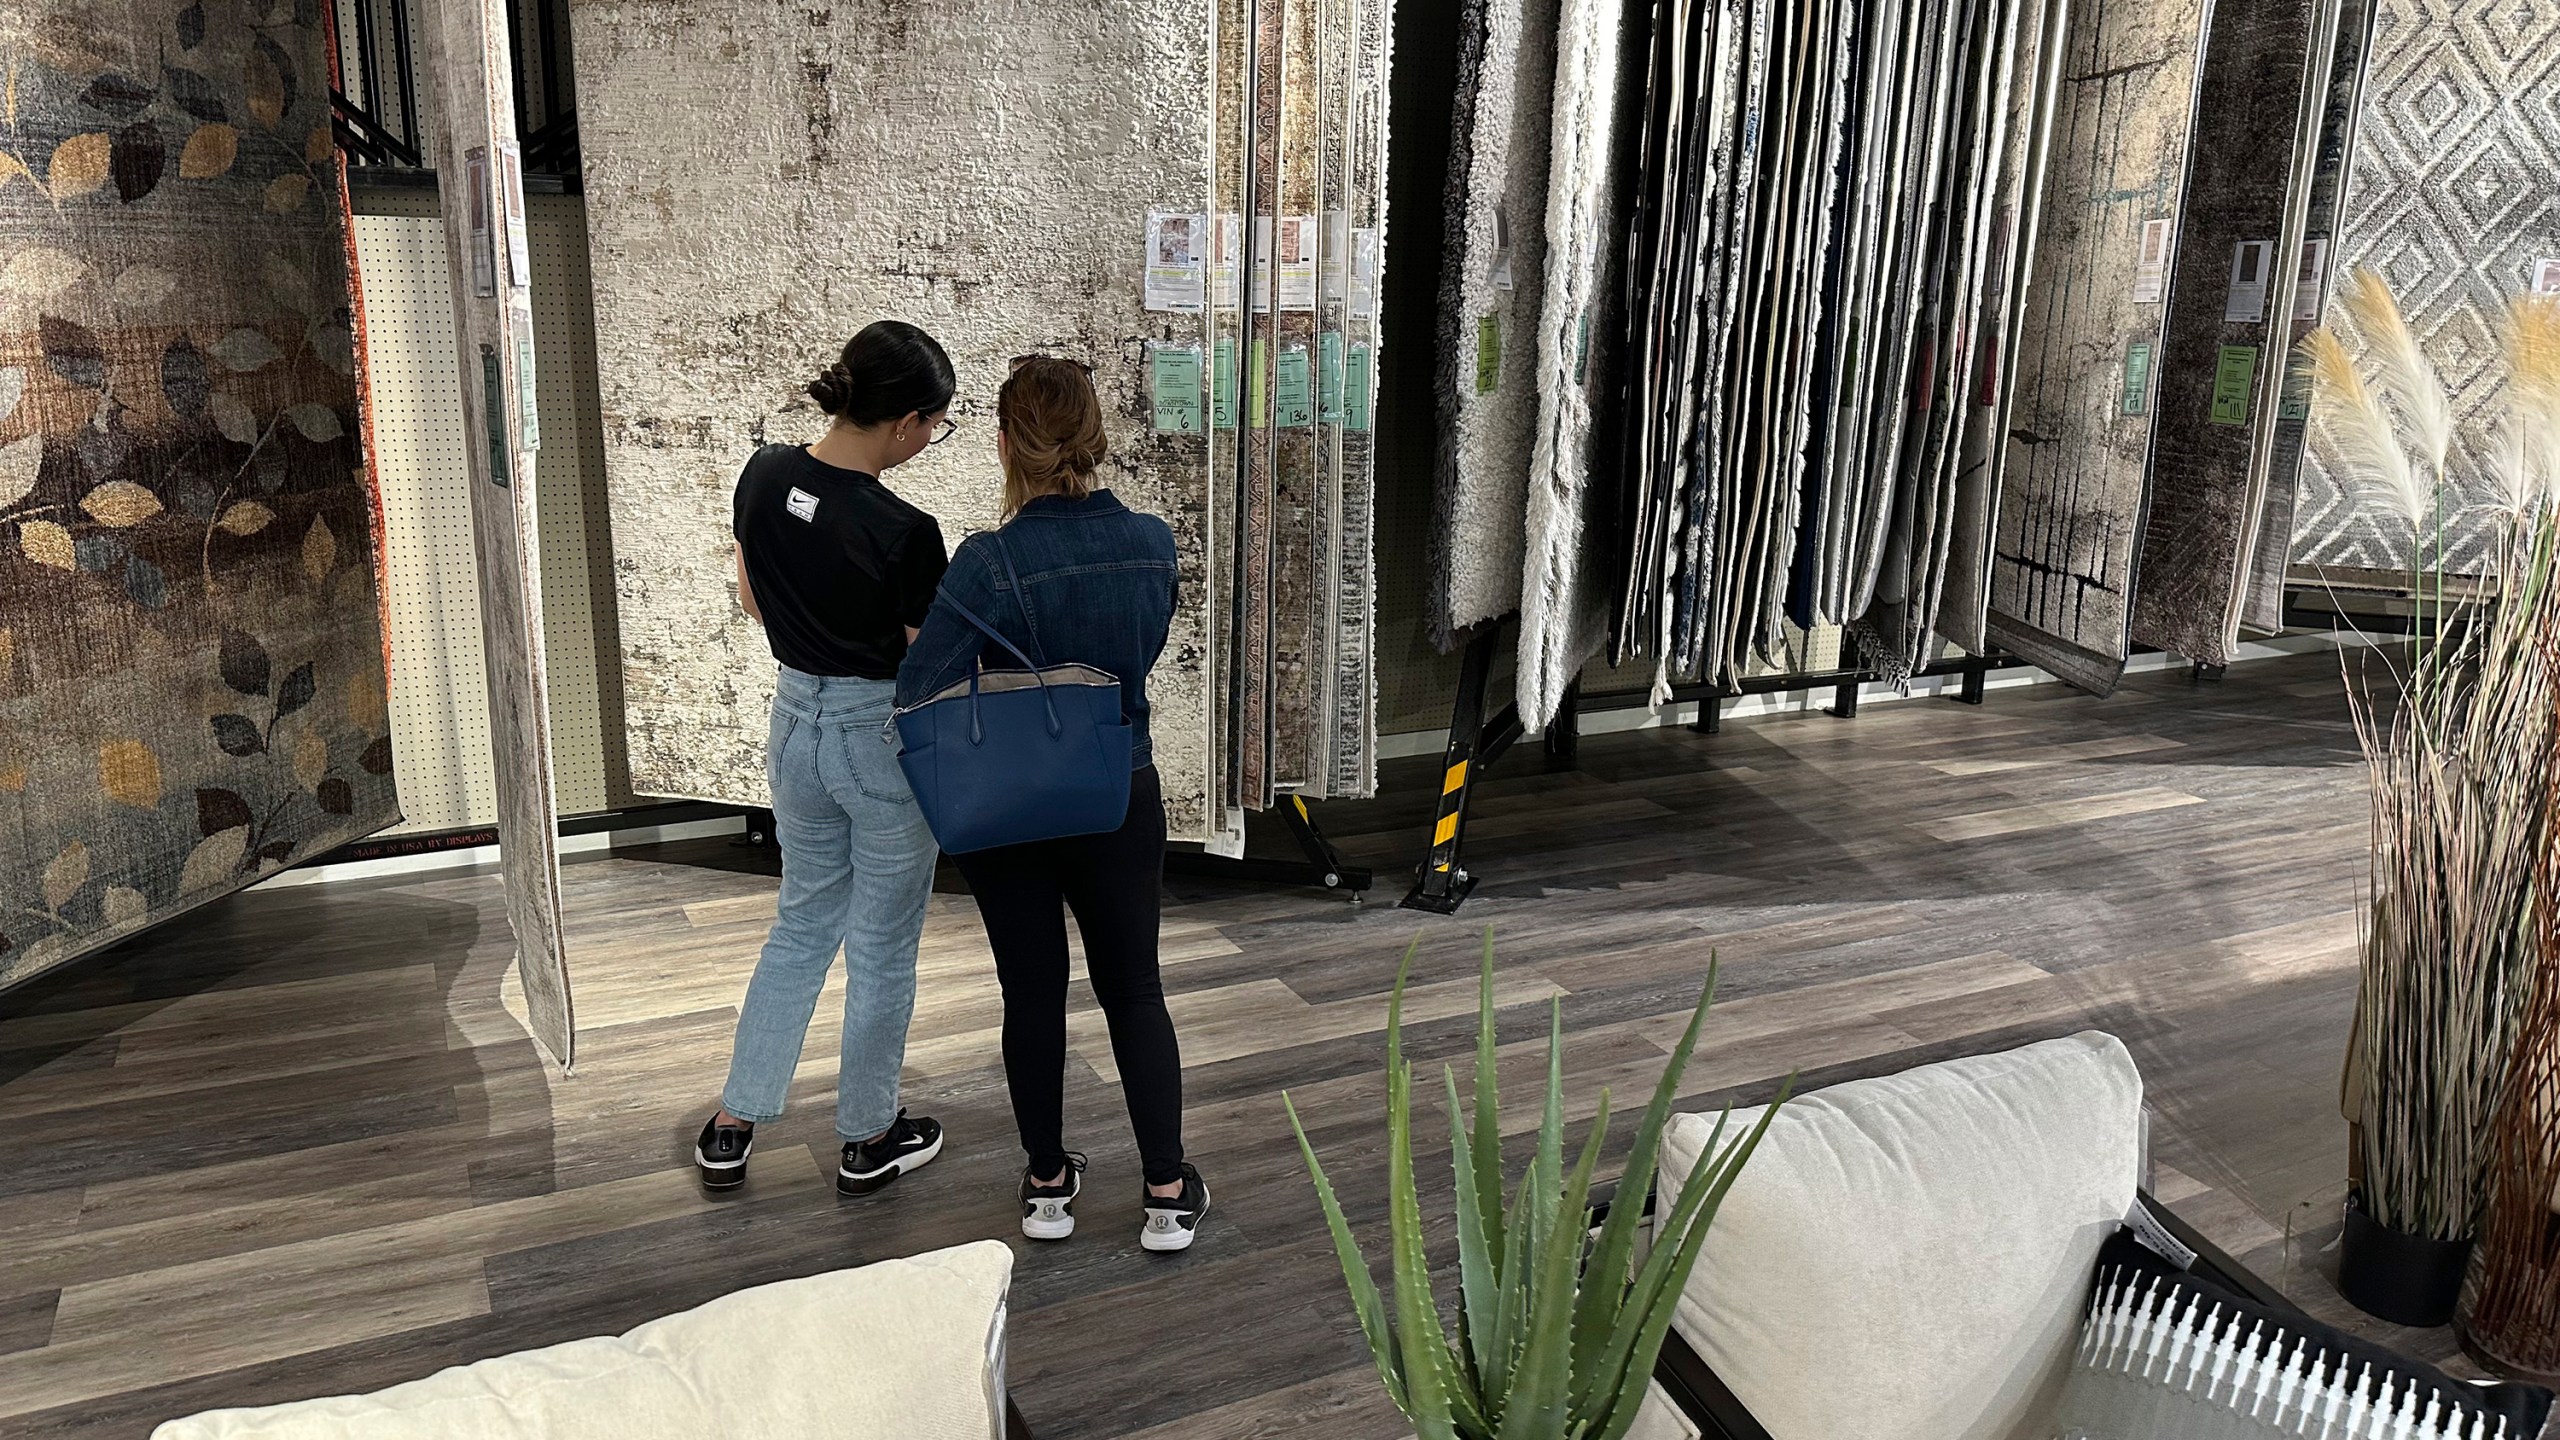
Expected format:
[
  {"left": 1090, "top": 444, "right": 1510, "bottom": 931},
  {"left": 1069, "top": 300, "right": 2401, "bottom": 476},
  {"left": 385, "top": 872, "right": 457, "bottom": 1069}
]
[{"left": 897, "top": 356, "right": 1208, "bottom": 1252}]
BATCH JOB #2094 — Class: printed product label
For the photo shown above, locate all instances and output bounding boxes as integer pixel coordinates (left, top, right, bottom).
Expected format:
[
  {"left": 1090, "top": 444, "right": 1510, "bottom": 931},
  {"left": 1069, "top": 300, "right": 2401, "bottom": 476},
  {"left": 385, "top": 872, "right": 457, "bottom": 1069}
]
[
  {"left": 2133, "top": 218, "right": 2174, "bottom": 303},
  {"left": 1278, "top": 216, "right": 1318, "bottom": 312},
  {"left": 1274, "top": 345, "right": 1314, "bottom": 428},
  {"left": 1321, "top": 211, "right": 1350, "bottom": 302},
  {"left": 1477, "top": 312, "right": 1502, "bottom": 394},
  {"left": 2121, "top": 341, "right": 2153, "bottom": 416},
  {"left": 2536, "top": 257, "right": 2560, "bottom": 296},
  {"left": 1212, "top": 337, "right": 1239, "bottom": 431},
  {"left": 2212, "top": 345, "right": 2259, "bottom": 426},
  {"left": 2278, "top": 353, "right": 2313, "bottom": 421},
  {"left": 2293, "top": 239, "right": 2330, "bottom": 323},
  {"left": 1148, "top": 343, "right": 1203, "bottom": 433},
  {"left": 1144, "top": 210, "right": 1208, "bottom": 313},
  {"left": 2223, "top": 239, "right": 2272, "bottom": 323},
  {"left": 785, "top": 487, "right": 820, "bottom": 522},
  {"left": 1344, "top": 344, "right": 1373, "bottom": 432},
  {"left": 1319, "top": 331, "right": 1345, "bottom": 425}
]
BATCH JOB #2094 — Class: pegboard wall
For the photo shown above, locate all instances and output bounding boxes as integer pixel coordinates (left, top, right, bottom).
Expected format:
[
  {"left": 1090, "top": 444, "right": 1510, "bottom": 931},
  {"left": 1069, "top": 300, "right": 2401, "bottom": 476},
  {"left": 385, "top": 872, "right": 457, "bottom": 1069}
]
[{"left": 351, "top": 187, "right": 631, "bottom": 832}]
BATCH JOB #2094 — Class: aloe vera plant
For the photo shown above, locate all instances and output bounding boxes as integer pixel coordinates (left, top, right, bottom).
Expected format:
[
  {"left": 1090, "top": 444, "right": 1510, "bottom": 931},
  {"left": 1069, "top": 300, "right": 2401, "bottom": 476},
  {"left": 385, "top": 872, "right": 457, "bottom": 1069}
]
[{"left": 1286, "top": 935, "right": 1785, "bottom": 1440}]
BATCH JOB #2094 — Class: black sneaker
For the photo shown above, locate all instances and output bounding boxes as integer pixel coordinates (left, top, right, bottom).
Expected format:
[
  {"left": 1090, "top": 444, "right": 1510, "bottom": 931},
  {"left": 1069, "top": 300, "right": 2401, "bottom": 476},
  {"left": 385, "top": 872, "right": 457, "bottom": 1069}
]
[
  {"left": 1140, "top": 1162, "right": 1209, "bottom": 1253},
  {"left": 1020, "top": 1153, "right": 1088, "bottom": 1241},
  {"left": 838, "top": 1109, "right": 942, "bottom": 1196},
  {"left": 695, "top": 1114, "right": 753, "bottom": 1190}
]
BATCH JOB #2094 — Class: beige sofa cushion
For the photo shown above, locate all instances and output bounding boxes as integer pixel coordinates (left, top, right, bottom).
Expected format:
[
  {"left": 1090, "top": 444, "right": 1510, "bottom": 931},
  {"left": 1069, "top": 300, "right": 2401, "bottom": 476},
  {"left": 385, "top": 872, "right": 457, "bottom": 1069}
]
[
  {"left": 1658, "top": 1031, "right": 2143, "bottom": 1440},
  {"left": 153, "top": 1240, "right": 1013, "bottom": 1440}
]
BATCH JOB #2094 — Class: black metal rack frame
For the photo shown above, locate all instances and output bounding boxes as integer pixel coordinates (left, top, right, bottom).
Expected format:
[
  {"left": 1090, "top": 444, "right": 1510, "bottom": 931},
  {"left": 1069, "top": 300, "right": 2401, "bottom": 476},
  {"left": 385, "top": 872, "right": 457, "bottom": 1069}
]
[{"left": 1401, "top": 614, "right": 2021, "bottom": 914}]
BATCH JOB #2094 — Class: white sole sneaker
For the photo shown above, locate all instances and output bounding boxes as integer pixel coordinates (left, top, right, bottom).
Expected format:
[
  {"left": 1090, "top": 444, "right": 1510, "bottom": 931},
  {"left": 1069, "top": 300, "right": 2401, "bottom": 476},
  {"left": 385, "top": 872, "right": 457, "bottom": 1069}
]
[
  {"left": 1021, "top": 1162, "right": 1084, "bottom": 1241},
  {"left": 839, "top": 1129, "right": 942, "bottom": 1196},
  {"left": 695, "top": 1138, "right": 752, "bottom": 1190},
  {"left": 1141, "top": 1172, "right": 1209, "bottom": 1252}
]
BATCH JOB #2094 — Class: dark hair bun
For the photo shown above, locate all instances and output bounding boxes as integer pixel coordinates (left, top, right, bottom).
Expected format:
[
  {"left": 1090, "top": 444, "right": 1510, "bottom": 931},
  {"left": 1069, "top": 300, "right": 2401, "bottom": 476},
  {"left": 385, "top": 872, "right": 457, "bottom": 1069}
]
[
  {"left": 809, "top": 323, "right": 955, "bottom": 425},
  {"left": 807, "top": 363, "right": 853, "bottom": 414}
]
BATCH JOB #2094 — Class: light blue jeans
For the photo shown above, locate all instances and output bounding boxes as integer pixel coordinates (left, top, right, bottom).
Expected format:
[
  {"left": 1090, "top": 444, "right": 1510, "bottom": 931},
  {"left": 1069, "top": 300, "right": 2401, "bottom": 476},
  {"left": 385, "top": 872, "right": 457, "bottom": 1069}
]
[{"left": 721, "top": 668, "right": 938, "bottom": 1142}]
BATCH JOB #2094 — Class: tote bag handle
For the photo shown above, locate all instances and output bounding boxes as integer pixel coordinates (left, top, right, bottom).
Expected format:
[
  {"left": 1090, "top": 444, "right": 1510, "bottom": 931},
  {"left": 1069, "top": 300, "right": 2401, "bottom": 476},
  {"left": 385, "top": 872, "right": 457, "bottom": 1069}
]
[{"left": 937, "top": 592, "right": 1061, "bottom": 743}]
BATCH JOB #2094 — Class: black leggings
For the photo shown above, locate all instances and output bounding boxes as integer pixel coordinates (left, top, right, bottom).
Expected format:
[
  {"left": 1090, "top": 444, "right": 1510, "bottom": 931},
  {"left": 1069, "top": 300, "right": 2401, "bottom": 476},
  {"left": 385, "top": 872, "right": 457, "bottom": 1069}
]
[{"left": 952, "top": 765, "right": 1184, "bottom": 1186}]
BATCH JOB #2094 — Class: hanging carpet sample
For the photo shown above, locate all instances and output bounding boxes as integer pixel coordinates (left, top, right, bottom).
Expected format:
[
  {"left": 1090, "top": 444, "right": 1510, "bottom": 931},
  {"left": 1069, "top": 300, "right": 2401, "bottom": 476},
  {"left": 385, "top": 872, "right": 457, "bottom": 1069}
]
[
  {"left": 424, "top": 0, "right": 576, "bottom": 1068},
  {"left": 2129, "top": 0, "right": 2339, "bottom": 666},
  {"left": 1322, "top": 0, "right": 1392, "bottom": 798},
  {"left": 1988, "top": 0, "right": 2210, "bottom": 696},
  {"left": 1517, "top": 0, "right": 1647, "bottom": 726},
  {"left": 1938, "top": 0, "right": 2070, "bottom": 654},
  {"left": 571, "top": 0, "right": 1218, "bottom": 840},
  {"left": 1207, "top": 0, "right": 1249, "bottom": 836},
  {"left": 0, "top": 1, "right": 398, "bottom": 991},
  {"left": 2290, "top": 0, "right": 2544, "bottom": 576},
  {"left": 1428, "top": 0, "right": 1558, "bottom": 646},
  {"left": 1270, "top": 0, "right": 1326, "bottom": 793},
  {"left": 2239, "top": 0, "right": 2375, "bottom": 634}
]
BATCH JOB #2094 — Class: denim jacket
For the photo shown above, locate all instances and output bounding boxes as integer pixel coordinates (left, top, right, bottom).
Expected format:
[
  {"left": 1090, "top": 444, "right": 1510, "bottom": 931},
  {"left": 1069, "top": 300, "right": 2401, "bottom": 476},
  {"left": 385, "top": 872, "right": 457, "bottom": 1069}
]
[{"left": 894, "top": 490, "right": 1180, "bottom": 770}]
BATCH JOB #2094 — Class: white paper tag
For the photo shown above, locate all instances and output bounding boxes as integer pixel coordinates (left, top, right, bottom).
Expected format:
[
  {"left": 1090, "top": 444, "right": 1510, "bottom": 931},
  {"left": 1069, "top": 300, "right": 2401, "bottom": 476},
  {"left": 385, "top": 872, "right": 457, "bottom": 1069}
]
[
  {"left": 2124, "top": 1198, "right": 2198, "bottom": 1270},
  {"left": 1279, "top": 215, "right": 1318, "bottom": 312},
  {"left": 1349, "top": 227, "right": 1381, "bottom": 319},
  {"left": 2133, "top": 218, "right": 2174, "bottom": 304},
  {"left": 498, "top": 142, "right": 532, "bottom": 291},
  {"left": 464, "top": 147, "right": 496, "bottom": 298},
  {"left": 1212, "top": 213, "right": 1243, "bottom": 309},
  {"left": 1143, "top": 210, "right": 1207, "bottom": 313},
  {"left": 2223, "top": 239, "right": 2272, "bottom": 323},
  {"left": 1490, "top": 205, "right": 1515, "bottom": 291},
  {"left": 1251, "top": 215, "right": 1275, "bottom": 314},
  {"left": 2535, "top": 256, "right": 2560, "bottom": 296},
  {"left": 1320, "top": 211, "right": 1351, "bottom": 302},
  {"left": 785, "top": 487, "right": 820, "bottom": 522},
  {"left": 2293, "top": 238, "right": 2330, "bottom": 323}
]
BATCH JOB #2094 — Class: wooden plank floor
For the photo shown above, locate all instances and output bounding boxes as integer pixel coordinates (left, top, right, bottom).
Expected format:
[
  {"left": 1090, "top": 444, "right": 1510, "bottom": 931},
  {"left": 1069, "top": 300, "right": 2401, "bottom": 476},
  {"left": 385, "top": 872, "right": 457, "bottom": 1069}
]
[{"left": 0, "top": 651, "right": 2456, "bottom": 1436}]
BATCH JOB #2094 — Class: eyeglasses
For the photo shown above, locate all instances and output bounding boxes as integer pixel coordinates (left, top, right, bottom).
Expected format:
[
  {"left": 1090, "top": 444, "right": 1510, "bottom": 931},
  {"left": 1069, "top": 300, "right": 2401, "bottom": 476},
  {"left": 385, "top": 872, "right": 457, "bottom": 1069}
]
[{"left": 925, "top": 418, "right": 959, "bottom": 446}]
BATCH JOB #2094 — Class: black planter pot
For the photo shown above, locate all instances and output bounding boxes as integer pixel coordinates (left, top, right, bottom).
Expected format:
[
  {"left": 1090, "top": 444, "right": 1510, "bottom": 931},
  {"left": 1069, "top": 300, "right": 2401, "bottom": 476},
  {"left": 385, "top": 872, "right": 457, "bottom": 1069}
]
[{"left": 2338, "top": 1191, "right": 2474, "bottom": 1328}]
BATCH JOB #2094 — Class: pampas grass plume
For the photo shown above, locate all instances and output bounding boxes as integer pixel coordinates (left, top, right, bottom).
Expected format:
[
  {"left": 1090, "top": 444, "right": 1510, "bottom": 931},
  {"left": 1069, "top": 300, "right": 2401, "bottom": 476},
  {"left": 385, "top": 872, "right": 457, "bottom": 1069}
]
[
  {"left": 2342, "top": 266, "right": 2457, "bottom": 484},
  {"left": 2503, "top": 294, "right": 2560, "bottom": 505},
  {"left": 2306, "top": 325, "right": 2427, "bottom": 528}
]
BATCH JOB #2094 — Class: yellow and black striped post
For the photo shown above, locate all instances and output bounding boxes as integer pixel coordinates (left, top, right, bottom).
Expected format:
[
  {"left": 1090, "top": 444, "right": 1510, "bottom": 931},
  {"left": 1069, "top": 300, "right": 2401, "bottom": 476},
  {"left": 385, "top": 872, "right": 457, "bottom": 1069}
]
[{"left": 1401, "top": 624, "right": 1511, "bottom": 912}]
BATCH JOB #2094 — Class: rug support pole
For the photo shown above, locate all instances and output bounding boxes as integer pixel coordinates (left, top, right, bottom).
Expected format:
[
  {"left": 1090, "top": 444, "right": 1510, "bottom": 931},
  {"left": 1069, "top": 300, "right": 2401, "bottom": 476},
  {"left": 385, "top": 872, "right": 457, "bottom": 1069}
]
[
  {"left": 1400, "top": 620, "right": 1518, "bottom": 913},
  {"left": 1164, "top": 795, "right": 1375, "bottom": 896}
]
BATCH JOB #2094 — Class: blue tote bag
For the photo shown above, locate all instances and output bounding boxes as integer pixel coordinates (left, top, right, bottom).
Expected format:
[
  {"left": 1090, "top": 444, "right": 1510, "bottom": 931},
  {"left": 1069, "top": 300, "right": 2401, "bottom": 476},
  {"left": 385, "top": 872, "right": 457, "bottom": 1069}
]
[{"left": 892, "top": 539, "right": 1133, "bottom": 853}]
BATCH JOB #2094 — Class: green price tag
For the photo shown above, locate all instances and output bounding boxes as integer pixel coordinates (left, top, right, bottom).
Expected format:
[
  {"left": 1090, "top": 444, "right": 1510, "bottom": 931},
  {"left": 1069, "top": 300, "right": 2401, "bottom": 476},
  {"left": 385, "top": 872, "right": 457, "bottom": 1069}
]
[
  {"left": 2212, "top": 344, "right": 2259, "bottom": 426},
  {"left": 1149, "top": 345, "right": 1202, "bottom": 434},
  {"left": 1275, "top": 345, "right": 1314, "bottom": 428},
  {"left": 1249, "top": 337, "right": 1269, "bottom": 429},
  {"left": 1476, "top": 312, "right": 1502, "bottom": 394},
  {"left": 1345, "top": 343, "right": 1373, "bottom": 432},
  {"left": 1573, "top": 309, "right": 1592, "bottom": 383},
  {"left": 1319, "top": 332, "right": 1346, "bottom": 424},
  {"left": 2277, "top": 352, "right": 2312, "bottom": 421},
  {"left": 2121, "top": 341, "right": 2153, "bottom": 417},
  {"left": 1212, "top": 337, "right": 1238, "bottom": 431}
]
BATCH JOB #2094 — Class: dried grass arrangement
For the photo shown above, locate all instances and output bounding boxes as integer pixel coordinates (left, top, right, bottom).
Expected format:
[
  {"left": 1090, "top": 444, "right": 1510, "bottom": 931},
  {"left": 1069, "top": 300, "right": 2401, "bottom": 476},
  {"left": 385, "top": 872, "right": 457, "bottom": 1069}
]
[
  {"left": 2459, "top": 599, "right": 2560, "bottom": 1379},
  {"left": 2310, "top": 275, "right": 2560, "bottom": 1316}
]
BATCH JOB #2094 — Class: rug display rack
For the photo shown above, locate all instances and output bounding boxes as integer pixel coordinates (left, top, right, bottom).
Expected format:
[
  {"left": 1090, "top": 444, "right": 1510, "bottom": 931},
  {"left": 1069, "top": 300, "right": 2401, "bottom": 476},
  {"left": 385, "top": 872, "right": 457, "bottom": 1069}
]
[
  {"left": 1413, "top": 0, "right": 2478, "bottom": 712},
  {"left": 569, "top": 0, "right": 1397, "bottom": 857}
]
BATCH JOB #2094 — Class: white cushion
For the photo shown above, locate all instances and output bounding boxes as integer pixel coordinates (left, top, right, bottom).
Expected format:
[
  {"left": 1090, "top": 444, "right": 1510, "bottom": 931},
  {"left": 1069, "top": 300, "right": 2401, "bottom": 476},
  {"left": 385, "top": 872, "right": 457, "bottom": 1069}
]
[
  {"left": 1657, "top": 1031, "right": 2143, "bottom": 1440},
  {"left": 152, "top": 1241, "right": 1014, "bottom": 1440}
]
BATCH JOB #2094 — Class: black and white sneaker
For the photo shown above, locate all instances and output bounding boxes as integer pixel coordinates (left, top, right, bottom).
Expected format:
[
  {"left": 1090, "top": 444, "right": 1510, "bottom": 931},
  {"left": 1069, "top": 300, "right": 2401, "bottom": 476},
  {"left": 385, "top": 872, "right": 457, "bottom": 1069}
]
[
  {"left": 1140, "top": 1162, "right": 1209, "bottom": 1253},
  {"left": 837, "top": 1109, "right": 943, "bottom": 1197},
  {"left": 1020, "top": 1153, "right": 1088, "bottom": 1241},
  {"left": 695, "top": 1114, "right": 754, "bottom": 1190}
]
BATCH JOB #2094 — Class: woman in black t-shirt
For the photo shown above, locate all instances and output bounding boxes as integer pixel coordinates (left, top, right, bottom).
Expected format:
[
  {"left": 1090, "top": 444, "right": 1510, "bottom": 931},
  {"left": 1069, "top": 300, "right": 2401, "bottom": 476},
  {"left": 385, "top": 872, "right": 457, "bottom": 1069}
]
[{"left": 695, "top": 321, "right": 959, "bottom": 1199}]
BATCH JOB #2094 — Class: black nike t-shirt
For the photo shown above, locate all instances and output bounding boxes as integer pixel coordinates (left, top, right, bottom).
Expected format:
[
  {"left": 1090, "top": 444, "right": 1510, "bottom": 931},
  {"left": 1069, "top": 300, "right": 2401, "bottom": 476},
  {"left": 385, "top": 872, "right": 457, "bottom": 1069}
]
[{"left": 731, "top": 445, "right": 949, "bottom": 679}]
